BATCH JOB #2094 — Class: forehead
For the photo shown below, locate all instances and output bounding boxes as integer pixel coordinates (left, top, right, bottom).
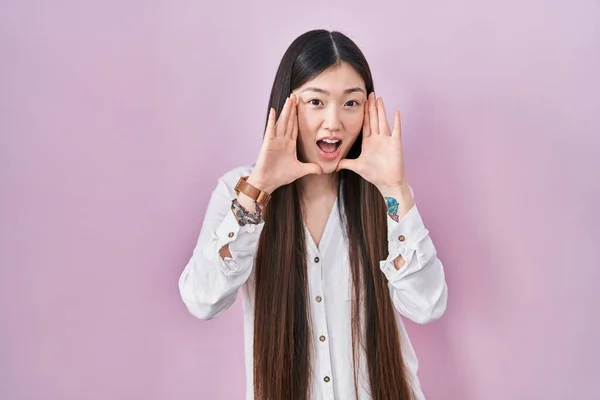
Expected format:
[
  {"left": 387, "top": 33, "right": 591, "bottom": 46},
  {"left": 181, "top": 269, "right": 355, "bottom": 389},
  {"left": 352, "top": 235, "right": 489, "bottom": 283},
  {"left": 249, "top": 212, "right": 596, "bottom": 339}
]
[{"left": 297, "top": 63, "right": 366, "bottom": 94}]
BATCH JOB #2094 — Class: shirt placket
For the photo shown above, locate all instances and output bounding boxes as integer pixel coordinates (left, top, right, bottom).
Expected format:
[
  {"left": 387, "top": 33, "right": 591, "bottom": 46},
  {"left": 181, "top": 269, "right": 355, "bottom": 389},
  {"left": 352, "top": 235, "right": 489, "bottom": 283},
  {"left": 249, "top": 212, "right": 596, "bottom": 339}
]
[{"left": 309, "top": 250, "right": 335, "bottom": 400}]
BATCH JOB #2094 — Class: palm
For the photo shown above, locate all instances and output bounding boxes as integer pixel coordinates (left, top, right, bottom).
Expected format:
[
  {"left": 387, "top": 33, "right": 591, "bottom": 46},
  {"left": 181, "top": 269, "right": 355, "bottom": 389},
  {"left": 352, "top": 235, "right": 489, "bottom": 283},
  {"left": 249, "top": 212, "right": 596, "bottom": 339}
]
[
  {"left": 352, "top": 134, "right": 404, "bottom": 187},
  {"left": 257, "top": 138, "right": 310, "bottom": 184},
  {"left": 253, "top": 95, "right": 321, "bottom": 191},
  {"left": 337, "top": 94, "right": 406, "bottom": 190}
]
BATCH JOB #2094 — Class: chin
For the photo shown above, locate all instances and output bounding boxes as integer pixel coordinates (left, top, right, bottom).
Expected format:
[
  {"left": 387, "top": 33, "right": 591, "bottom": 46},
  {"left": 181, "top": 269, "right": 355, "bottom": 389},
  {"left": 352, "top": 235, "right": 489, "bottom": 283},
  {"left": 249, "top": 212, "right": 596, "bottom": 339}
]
[{"left": 318, "top": 161, "right": 339, "bottom": 174}]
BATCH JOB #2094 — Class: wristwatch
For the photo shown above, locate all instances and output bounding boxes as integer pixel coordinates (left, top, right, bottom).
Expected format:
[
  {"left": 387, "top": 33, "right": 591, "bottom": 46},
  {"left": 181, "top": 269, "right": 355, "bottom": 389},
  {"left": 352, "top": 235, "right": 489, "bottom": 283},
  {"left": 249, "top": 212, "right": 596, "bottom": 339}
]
[{"left": 234, "top": 176, "right": 271, "bottom": 207}]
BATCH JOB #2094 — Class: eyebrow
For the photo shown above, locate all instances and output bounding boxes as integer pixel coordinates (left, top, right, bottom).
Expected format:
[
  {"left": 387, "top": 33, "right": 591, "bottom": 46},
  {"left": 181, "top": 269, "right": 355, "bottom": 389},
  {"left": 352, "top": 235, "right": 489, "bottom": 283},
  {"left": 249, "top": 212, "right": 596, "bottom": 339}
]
[{"left": 300, "top": 87, "right": 366, "bottom": 95}]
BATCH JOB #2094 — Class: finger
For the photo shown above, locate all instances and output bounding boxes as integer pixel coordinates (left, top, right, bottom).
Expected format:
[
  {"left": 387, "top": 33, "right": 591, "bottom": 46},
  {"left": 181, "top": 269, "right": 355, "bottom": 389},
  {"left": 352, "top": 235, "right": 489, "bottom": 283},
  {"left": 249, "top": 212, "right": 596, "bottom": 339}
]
[
  {"left": 291, "top": 102, "right": 299, "bottom": 141},
  {"left": 362, "top": 100, "right": 371, "bottom": 138},
  {"left": 265, "top": 107, "right": 276, "bottom": 139},
  {"left": 369, "top": 93, "right": 379, "bottom": 135},
  {"left": 275, "top": 97, "right": 291, "bottom": 137},
  {"left": 392, "top": 109, "right": 402, "bottom": 139},
  {"left": 377, "top": 98, "right": 391, "bottom": 136},
  {"left": 335, "top": 158, "right": 360, "bottom": 174},
  {"left": 285, "top": 95, "right": 297, "bottom": 137}
]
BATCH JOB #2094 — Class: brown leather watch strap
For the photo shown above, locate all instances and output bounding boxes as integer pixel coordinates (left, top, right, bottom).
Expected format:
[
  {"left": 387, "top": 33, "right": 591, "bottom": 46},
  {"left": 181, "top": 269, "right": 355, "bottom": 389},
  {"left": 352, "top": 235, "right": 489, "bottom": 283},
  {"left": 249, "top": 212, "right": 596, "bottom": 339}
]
[{"left": 234, "top": 176, "right": 271, "bottom": 207}]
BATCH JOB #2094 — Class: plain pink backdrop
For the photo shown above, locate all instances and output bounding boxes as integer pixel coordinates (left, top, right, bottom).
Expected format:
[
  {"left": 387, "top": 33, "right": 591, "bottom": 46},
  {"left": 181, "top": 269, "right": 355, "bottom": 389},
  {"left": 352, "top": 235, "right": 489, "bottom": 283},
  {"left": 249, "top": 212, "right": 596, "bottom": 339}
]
[{"left": 1, "top": 1, "right": 599, "bottom": 399}]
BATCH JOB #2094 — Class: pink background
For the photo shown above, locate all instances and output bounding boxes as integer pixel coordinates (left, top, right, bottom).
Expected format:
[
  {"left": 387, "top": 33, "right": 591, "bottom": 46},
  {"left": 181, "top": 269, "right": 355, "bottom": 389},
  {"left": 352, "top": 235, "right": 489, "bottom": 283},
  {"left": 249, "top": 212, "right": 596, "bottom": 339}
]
[{"left": 1, "top": 1, "right": 599, "bottom": 399}]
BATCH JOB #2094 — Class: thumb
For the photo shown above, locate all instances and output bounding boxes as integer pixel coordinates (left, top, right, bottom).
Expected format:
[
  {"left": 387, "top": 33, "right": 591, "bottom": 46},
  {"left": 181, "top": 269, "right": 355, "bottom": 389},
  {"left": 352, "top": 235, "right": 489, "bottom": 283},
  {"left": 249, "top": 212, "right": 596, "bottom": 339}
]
[
  {"left": 297, "top": 162, "right": 323, "bottom": 178},
  {"left": 336, "top": 158, "right": 360, "bottom": 173}
]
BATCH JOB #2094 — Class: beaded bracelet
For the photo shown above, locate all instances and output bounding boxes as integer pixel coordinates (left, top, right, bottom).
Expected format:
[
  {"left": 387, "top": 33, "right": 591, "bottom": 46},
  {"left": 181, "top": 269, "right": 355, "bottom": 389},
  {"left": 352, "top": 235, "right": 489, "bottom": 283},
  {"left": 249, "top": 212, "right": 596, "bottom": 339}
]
[{"left": 231, "top": 198, "right": 263, "bottom": 226}]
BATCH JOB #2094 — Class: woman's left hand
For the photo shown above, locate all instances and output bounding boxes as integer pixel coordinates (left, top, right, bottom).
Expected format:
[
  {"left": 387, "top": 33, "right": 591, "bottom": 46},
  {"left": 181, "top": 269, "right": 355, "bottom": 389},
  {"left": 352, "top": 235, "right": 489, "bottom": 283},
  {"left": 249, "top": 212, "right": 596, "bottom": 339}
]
[{"left": 336, "top": 93, "right": 407, "bottom": 194}]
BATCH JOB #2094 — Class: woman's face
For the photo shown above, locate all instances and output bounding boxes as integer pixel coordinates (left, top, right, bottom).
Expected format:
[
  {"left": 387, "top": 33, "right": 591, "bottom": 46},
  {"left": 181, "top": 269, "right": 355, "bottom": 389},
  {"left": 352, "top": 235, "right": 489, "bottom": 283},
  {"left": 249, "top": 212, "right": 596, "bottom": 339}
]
[{"left": 292, "top": 62, "right": 367, "bottom": 174}]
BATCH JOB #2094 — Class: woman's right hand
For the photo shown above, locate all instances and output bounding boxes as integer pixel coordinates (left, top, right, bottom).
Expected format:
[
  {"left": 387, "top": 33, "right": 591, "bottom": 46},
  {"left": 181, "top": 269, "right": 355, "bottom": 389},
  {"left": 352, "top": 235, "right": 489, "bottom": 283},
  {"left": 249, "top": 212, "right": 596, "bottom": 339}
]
[{"left": 247, "top": 94, "right": 322, "bottom": 193}]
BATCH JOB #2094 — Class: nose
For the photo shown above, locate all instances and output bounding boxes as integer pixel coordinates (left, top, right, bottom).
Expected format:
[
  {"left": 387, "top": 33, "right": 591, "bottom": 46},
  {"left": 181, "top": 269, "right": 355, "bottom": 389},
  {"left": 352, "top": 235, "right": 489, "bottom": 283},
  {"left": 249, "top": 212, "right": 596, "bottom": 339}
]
[{"left": 323, "top": 106, "right": 342, "bottom": 132}]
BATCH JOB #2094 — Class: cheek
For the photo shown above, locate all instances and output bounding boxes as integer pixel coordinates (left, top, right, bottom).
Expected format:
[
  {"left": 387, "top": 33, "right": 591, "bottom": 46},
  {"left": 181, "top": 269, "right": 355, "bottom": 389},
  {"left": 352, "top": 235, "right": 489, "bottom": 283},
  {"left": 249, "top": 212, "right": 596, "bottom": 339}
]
[
  {"left": 297, "top": 109, "right": 319, "bottom": 141},
  {"left": 344, "top": 112, "right": 365, "bottom": 137}
]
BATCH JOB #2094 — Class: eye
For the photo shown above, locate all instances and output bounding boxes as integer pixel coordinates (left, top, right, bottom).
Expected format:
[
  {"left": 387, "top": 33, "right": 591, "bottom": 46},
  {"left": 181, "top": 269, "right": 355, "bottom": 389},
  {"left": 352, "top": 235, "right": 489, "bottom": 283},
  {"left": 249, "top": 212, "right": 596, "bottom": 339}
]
[
  {"left": 345, "top": 100, "right": 360, "bottom": 107},
  {"left": 308, "top": 99, "right": 323, "bottom": 106}
]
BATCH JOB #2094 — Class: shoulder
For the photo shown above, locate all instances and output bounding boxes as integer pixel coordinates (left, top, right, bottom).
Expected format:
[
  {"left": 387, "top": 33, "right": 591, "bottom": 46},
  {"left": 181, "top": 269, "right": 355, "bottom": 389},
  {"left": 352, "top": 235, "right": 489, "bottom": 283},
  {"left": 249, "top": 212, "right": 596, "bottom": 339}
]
[
  {"left": 218, "top": 164, "right": 255, "bottom": 184},
  {"left": 214, "top": 164, "right": 255, "bottom": 196}
]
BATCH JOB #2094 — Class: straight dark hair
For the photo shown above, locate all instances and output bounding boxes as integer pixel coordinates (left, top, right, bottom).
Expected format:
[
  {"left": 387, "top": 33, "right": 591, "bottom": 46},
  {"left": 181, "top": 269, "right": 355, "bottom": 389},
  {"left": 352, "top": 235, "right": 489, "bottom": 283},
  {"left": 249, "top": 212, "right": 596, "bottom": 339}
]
[{"left": 252, "top": 29, "right": 414, "bottom": 400}]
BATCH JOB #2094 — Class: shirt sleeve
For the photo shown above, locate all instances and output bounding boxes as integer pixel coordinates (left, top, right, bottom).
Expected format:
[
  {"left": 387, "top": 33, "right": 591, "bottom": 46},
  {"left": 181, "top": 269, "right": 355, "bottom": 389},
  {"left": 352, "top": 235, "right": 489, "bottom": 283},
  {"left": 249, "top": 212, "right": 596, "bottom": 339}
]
[
  {"left": 178, "top": 167, "right": 263, "bottom": 320},
  {"left": 379, "top": 194, "right": 448, "bottom": 324}
]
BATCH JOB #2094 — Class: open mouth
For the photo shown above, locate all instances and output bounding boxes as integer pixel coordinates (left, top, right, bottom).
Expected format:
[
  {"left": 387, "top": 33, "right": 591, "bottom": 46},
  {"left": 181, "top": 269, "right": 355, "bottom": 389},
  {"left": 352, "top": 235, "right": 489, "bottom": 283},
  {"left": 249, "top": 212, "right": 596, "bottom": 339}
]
[{"left": 316, "top": 138, "right": 342, "bottom": 154}]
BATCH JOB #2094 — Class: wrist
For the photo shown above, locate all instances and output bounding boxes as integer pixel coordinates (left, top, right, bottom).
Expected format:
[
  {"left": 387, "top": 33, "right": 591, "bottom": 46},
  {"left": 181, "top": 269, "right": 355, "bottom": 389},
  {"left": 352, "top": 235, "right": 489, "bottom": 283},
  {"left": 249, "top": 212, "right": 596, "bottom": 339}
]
[
  {"left": 247, "top": 173, "right": 276, "bottom": 194},
  {"left": 231, "top": 198, "right": 263, "bottom": 226},
  {"left": 378, "top": 183, "right": 414, "bottom": 220},
  {"left": 378, "top": 182, "right": 411, "bottom": 199}
]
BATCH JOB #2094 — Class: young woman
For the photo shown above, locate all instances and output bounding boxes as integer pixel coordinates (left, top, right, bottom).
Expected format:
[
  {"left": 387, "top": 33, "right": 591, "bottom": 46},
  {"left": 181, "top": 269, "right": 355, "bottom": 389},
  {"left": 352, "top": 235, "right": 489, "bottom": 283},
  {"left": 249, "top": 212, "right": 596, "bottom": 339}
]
[{"left": 179, "top": 29, "right": 448, "bottom": 400}]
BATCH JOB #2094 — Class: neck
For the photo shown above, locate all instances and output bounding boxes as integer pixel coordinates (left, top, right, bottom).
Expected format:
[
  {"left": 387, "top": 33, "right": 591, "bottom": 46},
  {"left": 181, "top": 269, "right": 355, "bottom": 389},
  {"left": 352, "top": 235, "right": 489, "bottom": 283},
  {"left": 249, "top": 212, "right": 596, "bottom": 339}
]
[{"left": 298, "top": 172, "right": 339, "bottom": 203}]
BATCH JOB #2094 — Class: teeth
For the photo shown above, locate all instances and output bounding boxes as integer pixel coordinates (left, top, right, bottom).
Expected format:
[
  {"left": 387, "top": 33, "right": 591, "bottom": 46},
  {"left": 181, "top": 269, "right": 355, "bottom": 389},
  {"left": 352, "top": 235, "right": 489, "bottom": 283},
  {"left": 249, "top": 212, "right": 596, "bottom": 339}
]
[{"left": 322, "top": 138, "right": 339, "bottom": 144}]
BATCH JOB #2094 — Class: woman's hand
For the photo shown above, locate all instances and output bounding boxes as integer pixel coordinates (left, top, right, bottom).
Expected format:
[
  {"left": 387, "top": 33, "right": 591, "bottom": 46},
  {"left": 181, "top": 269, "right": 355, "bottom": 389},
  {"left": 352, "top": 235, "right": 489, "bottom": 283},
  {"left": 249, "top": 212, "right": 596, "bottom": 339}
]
[
  {"left": 248, "top": 94, "right": 322, "bottom": 193},
  {"left": 336, "top": 93, "right": 408, "bottom": 195},
  {"left": 337, "top": 93, "right": 414, "bottom": 220}
]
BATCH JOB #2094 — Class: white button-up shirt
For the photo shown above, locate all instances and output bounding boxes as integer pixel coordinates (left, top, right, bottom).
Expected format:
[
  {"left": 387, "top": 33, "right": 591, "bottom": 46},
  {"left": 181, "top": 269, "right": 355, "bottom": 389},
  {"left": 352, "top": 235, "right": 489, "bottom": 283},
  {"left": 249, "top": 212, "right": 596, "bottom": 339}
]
[{"left": 179, "top": 165, "right": 448, "bottom": 399}]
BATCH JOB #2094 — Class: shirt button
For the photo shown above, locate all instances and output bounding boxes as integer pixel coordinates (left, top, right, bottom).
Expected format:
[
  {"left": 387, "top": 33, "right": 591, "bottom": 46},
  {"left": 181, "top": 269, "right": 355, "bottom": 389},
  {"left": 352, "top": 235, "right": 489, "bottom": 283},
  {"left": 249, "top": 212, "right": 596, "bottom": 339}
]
[
  {"left": 319, "top": 335, "right": 326, "bottom": 342},
  {"left": 228, "top": 232, "right": 235, "bottom": 238},
  {"left": 314, "top": 257, "right": 320, "bottom": 263},
  {"left": 398, "top": 235, "right": 405, "bottom": 242},
  {"left": 324, "top": 376, "right": 330, "bottom": 383},
  {"left": 315, "top": 296, "right": 322, "bottom": 303}
]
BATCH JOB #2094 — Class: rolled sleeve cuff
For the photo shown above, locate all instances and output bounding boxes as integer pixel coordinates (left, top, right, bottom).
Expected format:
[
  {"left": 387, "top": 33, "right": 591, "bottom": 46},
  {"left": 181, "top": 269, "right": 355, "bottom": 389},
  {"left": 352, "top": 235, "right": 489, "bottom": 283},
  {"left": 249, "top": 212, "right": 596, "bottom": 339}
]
[
  {"left": 214, "top": 209, "right": 243, "bottom": 249},
  {"left": 380, "top": 204, "right": 430, "bottom": 281},
  {"left": 204, "top": 210, "right": 264, "bottom": 277}
]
